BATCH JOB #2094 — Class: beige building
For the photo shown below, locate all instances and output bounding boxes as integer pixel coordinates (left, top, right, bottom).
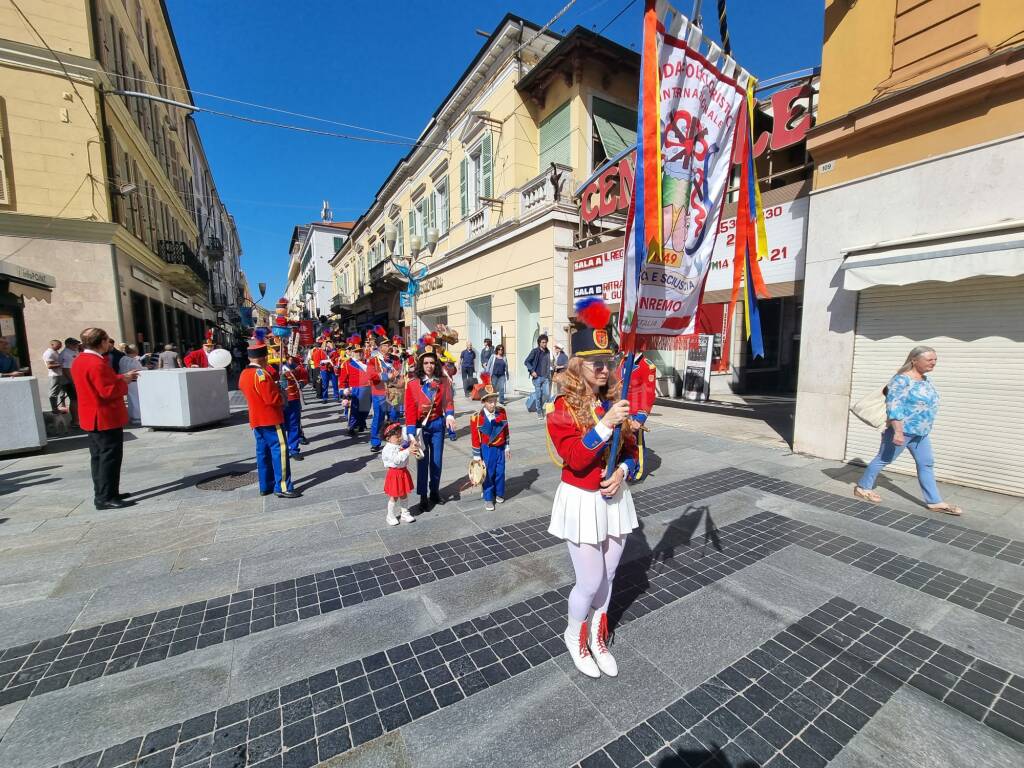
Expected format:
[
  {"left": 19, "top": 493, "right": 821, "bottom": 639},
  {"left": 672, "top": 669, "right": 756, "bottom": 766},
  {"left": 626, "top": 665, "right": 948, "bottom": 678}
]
[
  {"left": 795, "top": 0, "right": 1024, "bottom": 495},
  {"left": 329, "top": 17, "right": 637, "bottom": 392},
  {"left": 0, "top": 0, "right": 240, "bottom": 393}
]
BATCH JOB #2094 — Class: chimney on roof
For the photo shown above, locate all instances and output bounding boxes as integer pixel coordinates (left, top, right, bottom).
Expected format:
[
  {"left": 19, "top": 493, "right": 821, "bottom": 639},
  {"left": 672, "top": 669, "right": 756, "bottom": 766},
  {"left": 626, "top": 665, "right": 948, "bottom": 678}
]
[{"left": 321, "top": 200, "right": 333, "bottom": 223}]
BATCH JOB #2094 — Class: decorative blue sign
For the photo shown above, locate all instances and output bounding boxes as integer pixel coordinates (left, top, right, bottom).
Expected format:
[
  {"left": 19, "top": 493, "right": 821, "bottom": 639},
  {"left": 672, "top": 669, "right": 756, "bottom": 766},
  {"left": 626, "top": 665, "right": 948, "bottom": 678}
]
[{"left": 399, "top": 292, "right": 413, "bottom": 308}]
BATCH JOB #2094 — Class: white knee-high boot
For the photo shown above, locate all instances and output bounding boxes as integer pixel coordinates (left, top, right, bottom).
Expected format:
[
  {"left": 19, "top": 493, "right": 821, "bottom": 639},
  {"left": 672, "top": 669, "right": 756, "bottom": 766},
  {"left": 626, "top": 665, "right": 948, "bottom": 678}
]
[
  {"left": 589, "top": 610, "right": 618, "bottom": 677},
  {"left": 564, "top": 615, "right": 600, "bottom": 678},
  {"left": 386, "top": 499, "right": 399, "bottom": 526}
]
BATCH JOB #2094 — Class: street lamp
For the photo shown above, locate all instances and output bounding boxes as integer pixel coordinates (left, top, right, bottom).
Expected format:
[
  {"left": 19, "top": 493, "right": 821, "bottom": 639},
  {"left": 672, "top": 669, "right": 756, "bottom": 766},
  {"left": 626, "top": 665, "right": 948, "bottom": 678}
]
[{"left": 386, "top": 224, "right": 439, "bottom": 344}]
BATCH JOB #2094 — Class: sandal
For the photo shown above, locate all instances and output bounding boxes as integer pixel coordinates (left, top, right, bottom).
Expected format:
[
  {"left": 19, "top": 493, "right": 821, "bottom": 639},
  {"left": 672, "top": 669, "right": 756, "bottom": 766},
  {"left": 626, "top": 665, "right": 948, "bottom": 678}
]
[
  {"left": 927, "top": 503, "right": 962, "bottom": 516},
  {"left": 854, "top": 486, "right": 882, "bottom": 503}
]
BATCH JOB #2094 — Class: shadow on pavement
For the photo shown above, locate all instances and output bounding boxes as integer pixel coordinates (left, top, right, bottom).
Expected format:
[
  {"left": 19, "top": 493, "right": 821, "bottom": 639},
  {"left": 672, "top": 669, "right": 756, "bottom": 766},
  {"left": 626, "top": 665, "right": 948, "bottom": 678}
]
[
  {"left": 656, "top": 745, "right": 760, "bottom": 767},
  {"left": 821, "top": 464, "right": 925, "bottom": 509},
  {"left": 297, "top": 453, "right": 375, "bottom": 493},
  {"left": 129, "top": 459, "right": 257, "bottom": 501},
  {"left": 0, "top": 465, "right": 62, "bottom": 494}
]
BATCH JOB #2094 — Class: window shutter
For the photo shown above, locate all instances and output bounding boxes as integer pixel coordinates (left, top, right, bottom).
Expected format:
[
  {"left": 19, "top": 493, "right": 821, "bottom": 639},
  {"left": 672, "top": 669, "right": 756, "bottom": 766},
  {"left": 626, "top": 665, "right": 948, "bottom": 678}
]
[
  {"left": 334, "top": 236, "right": 343, "bottom": 254},
  {"left": 408, "top": 209, "right": 415, "bottom": 239},
  {"left": 0, "top": 102, "right": 10, "bottom": 207},
  {"left": 396, "top": 220, "right": 403, "bottom": 256},
  {"left": 443, "top": 177, "right": 450, "bottom": 231},
  {"left": 459, "top": 158, "right": 468, "bottom": 218},
  {"left": 539, "top": 100, "right": 572, "bottom": 171},
  {"left": 428, "top": 190, "right": 436, "bottom": 230},
  {"left": 593, "top": 97, "right": 638, "bottom": 160},
  {"left": 481, "top": 132, "right": 493, "bottom": 199}
]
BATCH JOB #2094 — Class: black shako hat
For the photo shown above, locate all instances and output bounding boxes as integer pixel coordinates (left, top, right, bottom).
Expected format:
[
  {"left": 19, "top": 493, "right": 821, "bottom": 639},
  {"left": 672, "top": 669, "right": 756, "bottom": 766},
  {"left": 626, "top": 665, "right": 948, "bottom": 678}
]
[{"left": 571, "top": 297, "right": 614, "bottom": 358}]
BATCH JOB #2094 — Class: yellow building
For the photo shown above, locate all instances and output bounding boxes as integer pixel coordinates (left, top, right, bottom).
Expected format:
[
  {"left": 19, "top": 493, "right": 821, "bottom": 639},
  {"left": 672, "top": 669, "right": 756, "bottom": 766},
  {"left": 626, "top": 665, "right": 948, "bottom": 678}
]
[
  {"left": 794, "top": 0, "right": 1024, "bottom": 495},
  {"left": 0, "top": 0, "right": 239, "bottom": 390},
  {"left": 329, "top": 16, "right": 638, "bottom": 393}
]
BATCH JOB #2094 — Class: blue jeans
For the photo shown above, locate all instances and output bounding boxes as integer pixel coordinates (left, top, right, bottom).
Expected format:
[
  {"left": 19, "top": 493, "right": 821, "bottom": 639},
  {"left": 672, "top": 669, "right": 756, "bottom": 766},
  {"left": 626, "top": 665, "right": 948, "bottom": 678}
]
[
  {"left": 858, "top": 428, "right": 942, "bottom": 505},
  {"left": 492, "top": 374, "right": 507, "bottom": 404},
  {"left": 532, "top": 376, "right": 550, "bottom": 416}
]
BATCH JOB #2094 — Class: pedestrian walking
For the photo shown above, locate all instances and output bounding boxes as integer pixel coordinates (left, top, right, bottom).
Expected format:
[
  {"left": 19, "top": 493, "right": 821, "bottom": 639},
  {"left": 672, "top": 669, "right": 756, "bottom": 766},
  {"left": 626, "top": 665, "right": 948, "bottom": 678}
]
[
  {"left": 854, "top": 346, "right": 962, "bottom": 515},
  {"left": 480, "top": 338, "right": 494, "bottom": 372},
  {"left": 381, "top": 422, "right": 416, "bottom": 526},
  {"left": 70, "top": 327, "right": 141, "bottom": 510},
  {"left": 470, "top": 385, "right": 510, "bottom": 511},
  {"left": 118, "top": 345, "right": 144, "bottom": 424},
  {"left": 157, "top": 344, "right": 181, "bottom": 369},
  {"left": 524, "top": 334, "right": 552, "bottom": 418},
  {"left": 404, "top": 344, "right": 456, "bottom": 511},
  {"left": 552, "top": 342, "right": 569, "bottom": 395},
  {"left": 546, "top": 307, "right": 638, "bottom": 679},
  {"left": 238, "top": 332, "right": 300, "bottom": 499},
  {"left": 489, "top": 344, "right": 509, "bottom": 404},
  {"left": 460, "top": 342, "right": 476, "bottom": 397},
  {"left": 41, "top": 338, "right": 69, "bottom": 412}
]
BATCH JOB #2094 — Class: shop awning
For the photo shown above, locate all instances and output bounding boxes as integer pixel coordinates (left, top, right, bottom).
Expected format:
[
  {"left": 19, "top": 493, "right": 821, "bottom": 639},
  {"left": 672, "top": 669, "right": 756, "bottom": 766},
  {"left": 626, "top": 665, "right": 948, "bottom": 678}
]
[
  {"left": 841, "top": 229, "right": 1024, "bottom": 291},
  {"left": 0, "top": 262, "right": 55, "bottom": 303}
]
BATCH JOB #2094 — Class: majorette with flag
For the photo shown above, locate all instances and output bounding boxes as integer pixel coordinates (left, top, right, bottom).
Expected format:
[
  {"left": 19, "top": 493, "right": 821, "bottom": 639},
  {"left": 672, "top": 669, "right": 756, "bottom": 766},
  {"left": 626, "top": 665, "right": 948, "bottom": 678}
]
[
  {"left": 310, "top": 338, "right": 340, "bottom": 403},
  {"left": 547, "top": 297, "right": 638, "bottom": 680},
  {"left": 238, "top": 329, "right": 301, "bottom": 499},
  {"left": 404, "top": 340, "right": 455, "bottom": 511},
  {"left": 339, "top": 334, "right": 371, "bottom": 436},
  {"left": 367, "top": 327, "right": 399, "bottom": 453}
]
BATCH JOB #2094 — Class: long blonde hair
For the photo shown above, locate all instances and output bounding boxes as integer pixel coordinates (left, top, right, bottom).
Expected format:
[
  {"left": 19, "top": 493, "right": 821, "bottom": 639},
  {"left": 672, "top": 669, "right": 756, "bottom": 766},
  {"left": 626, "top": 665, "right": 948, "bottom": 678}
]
[
  {"left": 896, "top": 346, "right": 935, "bottom": 374},
  {"left": 560, "top": 356, "right": 632, "bottom": 438}
]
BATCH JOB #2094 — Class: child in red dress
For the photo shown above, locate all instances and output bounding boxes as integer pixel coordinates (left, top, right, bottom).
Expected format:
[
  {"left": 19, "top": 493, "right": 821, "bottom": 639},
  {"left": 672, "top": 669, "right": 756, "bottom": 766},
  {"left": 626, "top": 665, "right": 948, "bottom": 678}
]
[{"left": 381, "top": 422, "right": 415, "bottom": 526}]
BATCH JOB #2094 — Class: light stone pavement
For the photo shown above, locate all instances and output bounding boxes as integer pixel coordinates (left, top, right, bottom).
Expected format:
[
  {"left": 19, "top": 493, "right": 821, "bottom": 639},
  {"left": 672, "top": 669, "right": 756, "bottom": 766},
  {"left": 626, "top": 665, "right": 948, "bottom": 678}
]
[{"left": 0, "top": 390, "right": 1021, "bottom": 768}]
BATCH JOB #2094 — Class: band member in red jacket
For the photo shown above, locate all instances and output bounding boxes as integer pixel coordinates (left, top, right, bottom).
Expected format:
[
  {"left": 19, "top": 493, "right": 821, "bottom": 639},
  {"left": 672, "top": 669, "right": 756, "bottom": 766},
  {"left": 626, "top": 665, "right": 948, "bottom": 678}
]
[
  {"left": 339, "top": 335, "right": 371, "bottom": 436},
  {"left": 404, "top": 345, "right": 455, "bottom": 511},
  {"left": 470, "top": 384, "right": 510, "bottom": 511},
  {"left": 239, "top": 332, "right": 300, "bottom": 498},
  {"left": 547, "top": 300, "right": 637, "bottom": 680},
  {"left": 71, "top": 327, "right": 141, "bottom": 510},
  {"left": 280, "top": 355, "right": 308, "bottom": 461},
  {"left": 183, "top": 333, "right": 215, "bottom": 368},
  {"left": 618, "top": 351, "right": 657, "bottom": 478},
  {"left": 368, "top": 337, "right": 401, "bottom": 452},
  {"left": 310, "top": 340, "right": 340, "bottom": 403}
]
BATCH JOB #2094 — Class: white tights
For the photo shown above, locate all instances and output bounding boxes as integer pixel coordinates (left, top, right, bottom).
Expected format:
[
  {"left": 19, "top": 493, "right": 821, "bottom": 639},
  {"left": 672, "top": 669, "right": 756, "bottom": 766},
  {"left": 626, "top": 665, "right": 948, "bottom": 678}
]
[{"left": 566, "top": 535, "right": 628, "bottom": 623}]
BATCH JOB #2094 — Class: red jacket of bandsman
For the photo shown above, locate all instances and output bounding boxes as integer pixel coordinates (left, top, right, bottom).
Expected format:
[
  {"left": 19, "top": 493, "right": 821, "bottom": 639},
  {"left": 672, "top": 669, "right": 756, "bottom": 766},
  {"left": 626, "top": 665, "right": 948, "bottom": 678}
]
[
  {"left": 546, "top": 395, "right": 639, "bottom": 491},
  {"left": 470, "top": 407, "right": 510, "bottom": 455},
  {"left": 281, "top": 362, "right": 308, "bottom": 402},
  {"left": 404, "top": 376, "right": 454, "bottom": 435},
  {"left": 338, "top": 357, "right": 371, "bottom": 391},
  {"left": 310, "top": 347, "right": 335, "bottom": 372},
  {"left": 71, "top": 350, "right": 129, "bottom": 431},
  {"left": 183, "top": 347, "right": 210, "bottom": 368},
  {"left": 368, "top": 353, "right": 400, "bottom": 397},
  {"left": 239, "top": 363, "right": 284, "bottom": 427}
]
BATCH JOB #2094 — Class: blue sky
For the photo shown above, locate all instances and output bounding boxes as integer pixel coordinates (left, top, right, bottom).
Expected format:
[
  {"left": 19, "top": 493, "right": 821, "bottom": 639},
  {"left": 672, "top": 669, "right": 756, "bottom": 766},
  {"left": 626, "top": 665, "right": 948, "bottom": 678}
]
[{"left": 165, "top": 0, "right": 824, "bottom": 302}]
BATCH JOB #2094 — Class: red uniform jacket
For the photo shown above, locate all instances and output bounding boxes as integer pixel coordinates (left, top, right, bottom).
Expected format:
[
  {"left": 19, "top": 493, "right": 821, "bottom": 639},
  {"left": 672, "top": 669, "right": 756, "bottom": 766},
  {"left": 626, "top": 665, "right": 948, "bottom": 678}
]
[
  {"left": 310, "top": 347, "right": 335, "bottom": 372},
  {"left": 368, "top": 354, "right": 400, "bottom": 397},
  {"left": 404, "top": 376, "right": 454, "bottom": 435},
  {"left": 183, "top": 348, "right": 210, "bottom": 368},
  {"left": 239, "top": 364, "right": 284, "bottom": 427},
  {"left": 470, "top": 407, "right": 509, "bottom": 457},
  {"left": 282, "top": 363, "right": 308, "bottom": 401},
  {"left": 71, "top": 350, "right": 128, "bottom": 431},
  {"left": 619, "top": 354, "right": 657, "bottom": 424},
  {"left": 546, "top": 396, "right": 638, "bottom": 491},
  {"left": 338, "top": 358, "right": 371, "bottom": 392}
]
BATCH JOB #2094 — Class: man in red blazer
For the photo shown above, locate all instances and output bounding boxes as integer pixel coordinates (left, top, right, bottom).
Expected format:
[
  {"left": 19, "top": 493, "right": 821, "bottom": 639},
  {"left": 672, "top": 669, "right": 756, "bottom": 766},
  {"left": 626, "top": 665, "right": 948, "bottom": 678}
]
[{"left": 70, "top": 327, "right": 141, "bottom": 510}]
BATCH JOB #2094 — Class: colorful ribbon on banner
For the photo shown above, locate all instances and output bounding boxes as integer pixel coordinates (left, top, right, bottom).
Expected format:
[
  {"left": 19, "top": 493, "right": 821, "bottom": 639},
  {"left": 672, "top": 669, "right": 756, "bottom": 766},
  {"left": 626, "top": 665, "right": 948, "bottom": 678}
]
[{"left": 728, "top": 80, "right": 770, "bottom": 358}]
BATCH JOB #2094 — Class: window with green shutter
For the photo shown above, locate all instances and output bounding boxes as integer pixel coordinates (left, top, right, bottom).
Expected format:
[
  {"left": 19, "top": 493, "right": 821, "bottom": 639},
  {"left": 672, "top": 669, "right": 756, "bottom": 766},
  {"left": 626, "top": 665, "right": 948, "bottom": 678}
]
[
  {"left": 539, "top": 100, "right": 571, "bottom": 171},
  {"left": 333, "top": 236, "right": 344, "bottom": 254},
  {"left": 592, "top": 97, "right": 637, "bottom": 168},
  {"left": 459, "top": 158, "right": 468, "bottom": 218},
  {"left": 408, "top": 209, "right": 416, "bottom": 240},
  {"left": 395, "top": 220, "right": 403, "bottom": 256},
  {"left": 481, "top": 132, "right": 493, "bottom": 199}
]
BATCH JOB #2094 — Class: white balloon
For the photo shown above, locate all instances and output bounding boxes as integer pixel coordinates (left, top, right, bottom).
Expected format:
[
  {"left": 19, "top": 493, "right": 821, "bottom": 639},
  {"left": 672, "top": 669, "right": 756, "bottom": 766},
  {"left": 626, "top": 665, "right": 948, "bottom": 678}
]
[{"left": 208, "top": 348, "right": 232, "bottom": 369}]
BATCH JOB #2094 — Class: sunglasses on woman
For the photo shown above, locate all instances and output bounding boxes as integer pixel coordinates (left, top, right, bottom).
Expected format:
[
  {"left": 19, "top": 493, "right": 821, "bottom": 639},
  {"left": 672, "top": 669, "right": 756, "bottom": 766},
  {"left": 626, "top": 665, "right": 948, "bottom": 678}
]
[{"left": 584, "top": 360, "right": 609, "bottom": 372}]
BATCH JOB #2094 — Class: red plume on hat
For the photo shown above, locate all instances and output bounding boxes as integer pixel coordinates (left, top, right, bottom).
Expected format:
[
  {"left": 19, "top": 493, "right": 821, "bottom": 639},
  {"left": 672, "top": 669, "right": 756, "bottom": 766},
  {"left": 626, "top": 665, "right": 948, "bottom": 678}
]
[
  {"left": 373, "top": 325, "right": 387, "bottom": 337},
  {"left": 575, "top": 297, "right": 611, "bottom": 329},
  {"left": 480, "top": 372, "right": 492, "bottom": 386},
  {"left": 422, "top": 333, "right": 436, "bottom": 346}
]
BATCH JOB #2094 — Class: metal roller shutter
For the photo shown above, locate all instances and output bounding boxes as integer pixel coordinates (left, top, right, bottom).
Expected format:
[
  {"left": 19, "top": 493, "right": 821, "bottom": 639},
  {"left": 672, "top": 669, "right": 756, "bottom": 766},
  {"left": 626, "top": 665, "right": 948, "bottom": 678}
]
[{"left": 846, "top": 275, "right": 1024, "bottom": 497}]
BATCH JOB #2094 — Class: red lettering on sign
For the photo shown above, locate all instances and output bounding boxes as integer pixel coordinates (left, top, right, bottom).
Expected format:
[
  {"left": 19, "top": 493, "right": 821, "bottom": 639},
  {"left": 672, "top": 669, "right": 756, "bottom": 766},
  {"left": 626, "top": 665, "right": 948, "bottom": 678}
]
[{"left": 598, "top": 165, "right": 619, "bottom": 218}]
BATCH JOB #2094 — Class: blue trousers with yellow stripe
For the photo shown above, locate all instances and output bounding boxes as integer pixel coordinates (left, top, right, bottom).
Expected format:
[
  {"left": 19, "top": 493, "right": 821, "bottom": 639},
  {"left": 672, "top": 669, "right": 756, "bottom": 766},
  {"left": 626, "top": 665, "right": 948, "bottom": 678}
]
[
  {"left": 283, "top": 400, "right": 302, "bottom": 456},
  {"left": 480, "top": 443, "right": 505, "bottom": 502},
  {"left": 253, "top": 424, "right": 293, "bottom": 494}
]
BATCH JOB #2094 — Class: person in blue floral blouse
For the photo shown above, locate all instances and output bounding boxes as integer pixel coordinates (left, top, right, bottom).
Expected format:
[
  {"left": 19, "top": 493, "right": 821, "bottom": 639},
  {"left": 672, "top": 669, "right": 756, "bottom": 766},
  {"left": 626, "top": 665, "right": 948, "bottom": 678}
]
[{"left": 854, "top": 346, "right": 962, "bottom": 515}]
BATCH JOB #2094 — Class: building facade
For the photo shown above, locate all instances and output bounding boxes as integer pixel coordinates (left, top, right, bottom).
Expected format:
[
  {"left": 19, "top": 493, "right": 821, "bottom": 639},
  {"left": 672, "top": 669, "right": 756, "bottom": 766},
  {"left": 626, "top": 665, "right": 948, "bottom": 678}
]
[
  {"left": 0, "top": 0, "right": 241, "bottom": 392},
  {"left": 329, "top": 17, "right": 639, "bottom": 393},
  {"left": 794, "top": 0, "right": 1024, "bottom": 495},
  {"left": 287, "top": 217, "right": 351, "bottom": 322}
]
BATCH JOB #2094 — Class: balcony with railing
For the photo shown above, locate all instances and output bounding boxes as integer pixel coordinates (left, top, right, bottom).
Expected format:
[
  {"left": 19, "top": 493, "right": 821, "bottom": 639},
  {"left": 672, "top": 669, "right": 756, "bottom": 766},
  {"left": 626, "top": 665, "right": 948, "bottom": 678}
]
[
  {"left": 205, "top": 236, "right": 224, "bottom": 262},
  {"left": 520, "top": 163, "right": 574, "bottom": 218},
  {"left": 210, "top": 292, "right": 228, "bottom": 310},
  {"left": 158, "top": 240, "right": 209, "bottom": 294},
  {"left": 369, "top": 258, "right": 405, "bottom": 290}
]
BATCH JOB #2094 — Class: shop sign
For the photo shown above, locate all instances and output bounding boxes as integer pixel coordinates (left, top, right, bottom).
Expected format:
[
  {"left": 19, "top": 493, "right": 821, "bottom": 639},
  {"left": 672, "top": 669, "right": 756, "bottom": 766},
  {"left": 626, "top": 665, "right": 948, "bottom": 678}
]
[
  {"left": 704, "top": 196, "right": 808, "bottom": 292},
  {"left": 580, "top": 83, "right": 813, "bottom": 224},
  {"left": 171, "top": 290, "right": 188, "bottom": 304},
  {"left": 572, "top": 246, "right": 623, "bottom": 304},
  {"left": 419, "top": 276, "right": 444, "bottom": 295},
  {"left": 131, "top": 266, "right": 159, "bottom": 289}
]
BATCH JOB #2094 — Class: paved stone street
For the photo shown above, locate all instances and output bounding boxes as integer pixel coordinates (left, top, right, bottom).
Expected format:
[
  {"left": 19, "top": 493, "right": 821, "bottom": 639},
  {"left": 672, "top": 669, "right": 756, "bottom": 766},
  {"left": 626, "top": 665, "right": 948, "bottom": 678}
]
[{"left": 0, "top": 392, "right": 1022, "bottom": 768}]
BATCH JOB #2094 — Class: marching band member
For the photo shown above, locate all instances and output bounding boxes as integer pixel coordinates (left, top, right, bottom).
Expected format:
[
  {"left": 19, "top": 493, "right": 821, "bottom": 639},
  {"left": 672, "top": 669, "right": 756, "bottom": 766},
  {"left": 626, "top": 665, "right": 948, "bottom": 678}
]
[
  {"left": 404, "top": 344, "right": 455, "bottom": 511},
  {"left": 239, "top": 332, "right": 301, "bottom": 499},
  {"left": 339, "top": 335, "right": 371, "bottom": 436},
  {"left": 547, "top": 299, "right": 637, "bottom": 679},
  {"left": 469, "top": 382, "right": 510, "bottom": 511},
  {"left": 310, "top": 339, "right": 340, "bottom": 403},
  {"left": 618, "top": 351, "right": 657, "bottom": 479},
  {"left": 280, "top": 354, "right": 308, "bottom": 461},
  {"left": 368, "top": 336, "right": 400, "bottom": 453},
  {"left": 184, "top": 331, "right": 215, "bottom": 368}
]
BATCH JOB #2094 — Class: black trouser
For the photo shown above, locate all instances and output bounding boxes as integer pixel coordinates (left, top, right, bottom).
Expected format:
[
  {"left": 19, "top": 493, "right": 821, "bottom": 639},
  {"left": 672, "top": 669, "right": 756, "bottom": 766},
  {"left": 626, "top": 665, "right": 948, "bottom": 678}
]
[{"left": 87, "top": 428, "right": 124, "bottom": 504}]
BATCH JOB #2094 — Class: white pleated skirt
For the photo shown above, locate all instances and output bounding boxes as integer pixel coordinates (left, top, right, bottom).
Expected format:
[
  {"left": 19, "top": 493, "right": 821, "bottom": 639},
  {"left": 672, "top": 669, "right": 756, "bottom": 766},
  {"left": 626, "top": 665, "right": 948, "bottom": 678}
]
[{"left": 548, "top": 481, "right": 638, "bottom": 545}]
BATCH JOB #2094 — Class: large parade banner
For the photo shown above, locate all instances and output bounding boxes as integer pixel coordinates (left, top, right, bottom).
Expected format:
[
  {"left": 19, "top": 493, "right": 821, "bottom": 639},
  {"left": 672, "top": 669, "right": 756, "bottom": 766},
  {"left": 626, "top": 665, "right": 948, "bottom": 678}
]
[{"left": 619, "top": 0, "right": 751, "bottom": 350}]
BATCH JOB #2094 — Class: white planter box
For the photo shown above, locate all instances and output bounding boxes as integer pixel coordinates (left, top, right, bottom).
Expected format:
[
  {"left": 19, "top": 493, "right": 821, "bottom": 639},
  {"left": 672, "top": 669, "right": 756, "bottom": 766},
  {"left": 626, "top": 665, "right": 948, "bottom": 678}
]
[
  {"left": 0, "top": 377, "right": 47, "bottom": 454},
  {"left": 138, "top": 368, "right": 230, "bottom": 428}
]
